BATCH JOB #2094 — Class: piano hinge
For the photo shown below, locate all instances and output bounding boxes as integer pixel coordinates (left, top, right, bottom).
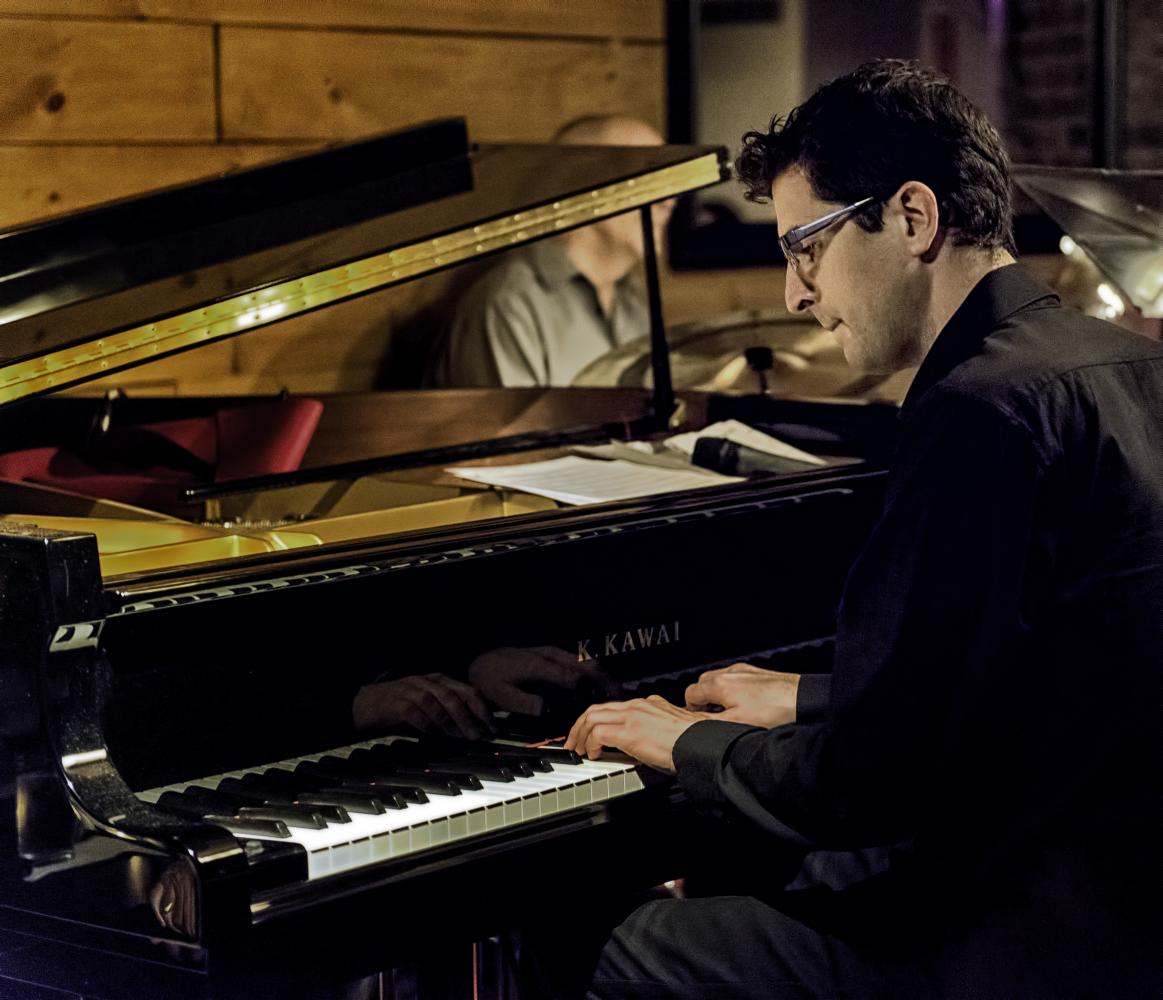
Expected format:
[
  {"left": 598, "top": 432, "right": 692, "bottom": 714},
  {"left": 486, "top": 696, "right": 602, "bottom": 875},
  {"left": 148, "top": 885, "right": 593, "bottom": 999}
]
[{"left": 49, "top": 620, "right": 104, "bottom": 652}]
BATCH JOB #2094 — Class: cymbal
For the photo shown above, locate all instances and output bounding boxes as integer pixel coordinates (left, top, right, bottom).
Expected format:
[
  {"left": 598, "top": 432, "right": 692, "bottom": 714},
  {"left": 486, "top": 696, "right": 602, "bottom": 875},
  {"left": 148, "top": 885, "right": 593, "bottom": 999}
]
[{"left": 572, "top": 310, "right": 914, "bottom": 403}]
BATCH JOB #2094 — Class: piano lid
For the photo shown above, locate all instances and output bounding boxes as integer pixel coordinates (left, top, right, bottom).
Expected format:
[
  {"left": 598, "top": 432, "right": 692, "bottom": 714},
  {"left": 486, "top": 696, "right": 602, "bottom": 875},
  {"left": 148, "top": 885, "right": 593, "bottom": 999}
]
[
  {"left": 0, "top": 118, "right": 726, "bottom": 406},
  {"left": 1014, "top": 166, "right": 1163, "bottom": 318}
]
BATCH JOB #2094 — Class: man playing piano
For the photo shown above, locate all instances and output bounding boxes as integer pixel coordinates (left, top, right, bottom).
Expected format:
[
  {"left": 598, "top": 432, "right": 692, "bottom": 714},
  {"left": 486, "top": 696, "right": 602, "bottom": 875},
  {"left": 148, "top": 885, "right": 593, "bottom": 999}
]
[{"left": 566, "top": 59, "right": 1162, "bottom": 999}]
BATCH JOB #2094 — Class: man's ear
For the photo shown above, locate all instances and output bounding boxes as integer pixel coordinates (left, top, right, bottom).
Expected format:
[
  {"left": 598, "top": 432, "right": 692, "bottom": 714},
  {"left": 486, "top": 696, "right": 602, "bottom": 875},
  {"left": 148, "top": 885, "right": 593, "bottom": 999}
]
[{"left": 887, "top": 181, "right": 941, "bottom": 259}]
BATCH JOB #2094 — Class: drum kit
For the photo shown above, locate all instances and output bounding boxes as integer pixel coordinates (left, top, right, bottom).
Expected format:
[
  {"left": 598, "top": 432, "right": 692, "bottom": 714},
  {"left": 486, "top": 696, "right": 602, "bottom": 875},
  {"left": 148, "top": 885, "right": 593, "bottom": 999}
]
[{"left": 571, "top": 309, "right": 915, "bottom": 403}]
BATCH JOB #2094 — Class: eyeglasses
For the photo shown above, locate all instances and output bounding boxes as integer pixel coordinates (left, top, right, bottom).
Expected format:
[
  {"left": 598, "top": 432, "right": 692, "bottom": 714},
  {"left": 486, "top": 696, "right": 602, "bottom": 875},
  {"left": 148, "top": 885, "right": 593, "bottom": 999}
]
[{"left": 779, "top": 197, "right": 876, "bottom": 274}]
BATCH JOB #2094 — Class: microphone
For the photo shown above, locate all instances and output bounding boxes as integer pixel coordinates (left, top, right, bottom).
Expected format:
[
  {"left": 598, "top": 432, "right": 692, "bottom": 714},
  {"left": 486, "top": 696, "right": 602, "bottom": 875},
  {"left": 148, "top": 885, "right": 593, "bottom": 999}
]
[{"left": 692, "top": 437, "right": 819, "bottom": 477}]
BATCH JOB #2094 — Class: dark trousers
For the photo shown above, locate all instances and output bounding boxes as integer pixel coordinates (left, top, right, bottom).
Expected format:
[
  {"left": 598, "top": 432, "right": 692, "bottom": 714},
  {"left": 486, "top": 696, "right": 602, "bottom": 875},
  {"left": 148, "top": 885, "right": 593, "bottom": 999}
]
[
  {"left": 587, "top": 893, "right": 932, "bottom": 1000},
  {"left": 586, "top": 881, "right": 1160, "bottom": 1000}
]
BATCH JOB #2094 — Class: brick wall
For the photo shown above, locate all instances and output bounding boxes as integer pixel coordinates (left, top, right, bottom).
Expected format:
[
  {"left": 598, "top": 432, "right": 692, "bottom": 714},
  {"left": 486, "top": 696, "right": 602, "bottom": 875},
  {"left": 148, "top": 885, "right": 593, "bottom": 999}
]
[
  {"left": 1003, "top": 0, "right": 1095, "bottom": 166},
  {"left": 1123, "top": 0, "right": 1163, "bottom": 167},
  {"left": 1003, "top": 0, "right": 1161, "bottom": 167}
]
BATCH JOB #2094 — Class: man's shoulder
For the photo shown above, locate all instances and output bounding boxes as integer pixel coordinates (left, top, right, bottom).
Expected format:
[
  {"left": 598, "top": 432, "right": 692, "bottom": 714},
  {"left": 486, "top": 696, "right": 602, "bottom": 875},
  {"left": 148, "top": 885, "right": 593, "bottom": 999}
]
[
  {"left": 945, "top": 304, "right": 1163, "bottom": 412},
  {"left": 905, "top": 303, "right": 1163, "bottom": 468},
  {"left": 459, "top": 248, "right": 545, "bottom": 310}
]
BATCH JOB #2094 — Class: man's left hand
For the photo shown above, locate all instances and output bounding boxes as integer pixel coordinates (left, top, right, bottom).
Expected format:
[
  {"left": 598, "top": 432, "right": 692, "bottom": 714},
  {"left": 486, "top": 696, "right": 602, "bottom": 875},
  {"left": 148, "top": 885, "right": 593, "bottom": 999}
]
[{"left": 564, "top": 695, "right": 703, "bottom": 772}]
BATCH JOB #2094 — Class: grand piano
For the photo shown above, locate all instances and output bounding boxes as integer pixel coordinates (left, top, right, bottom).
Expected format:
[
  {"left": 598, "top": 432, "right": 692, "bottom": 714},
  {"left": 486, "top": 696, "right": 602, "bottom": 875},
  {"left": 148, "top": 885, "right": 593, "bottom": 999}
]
[{"left": 0, "top": 120, "right": 901, "bottom": 998}]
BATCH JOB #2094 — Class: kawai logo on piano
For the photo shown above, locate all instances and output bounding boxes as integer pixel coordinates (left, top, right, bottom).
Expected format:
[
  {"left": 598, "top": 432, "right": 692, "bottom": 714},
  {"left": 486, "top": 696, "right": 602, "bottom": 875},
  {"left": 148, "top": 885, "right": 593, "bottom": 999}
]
[{"left": 577, "top": 620, "right": 681, "bottom": 661}]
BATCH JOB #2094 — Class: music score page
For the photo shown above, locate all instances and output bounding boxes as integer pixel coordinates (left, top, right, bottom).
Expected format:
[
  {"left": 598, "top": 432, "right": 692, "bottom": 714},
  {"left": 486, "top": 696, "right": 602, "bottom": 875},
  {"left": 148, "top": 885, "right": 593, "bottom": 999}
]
[{"left": 446, "top": 456, "right": 741, "bottom": 505}]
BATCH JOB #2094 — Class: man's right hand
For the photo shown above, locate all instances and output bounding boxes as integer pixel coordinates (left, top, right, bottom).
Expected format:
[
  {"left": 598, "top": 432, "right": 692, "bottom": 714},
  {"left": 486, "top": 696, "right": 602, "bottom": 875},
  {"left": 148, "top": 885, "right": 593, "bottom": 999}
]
[{"left": 684, "top": 663, "right": 800, "bottom": 728}]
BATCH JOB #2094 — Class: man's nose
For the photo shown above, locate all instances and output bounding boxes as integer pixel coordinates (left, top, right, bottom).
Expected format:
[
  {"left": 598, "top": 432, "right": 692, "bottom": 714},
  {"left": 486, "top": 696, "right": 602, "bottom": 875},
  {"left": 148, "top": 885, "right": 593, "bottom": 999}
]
[{"left": 784, "top": 263, "right": 816, "bottom": 314}]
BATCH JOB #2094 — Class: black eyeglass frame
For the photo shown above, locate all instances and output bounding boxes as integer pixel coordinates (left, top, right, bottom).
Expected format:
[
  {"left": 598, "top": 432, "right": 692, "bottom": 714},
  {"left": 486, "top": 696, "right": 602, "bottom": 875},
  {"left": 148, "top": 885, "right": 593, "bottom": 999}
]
[{"left": 778, "top": 196, "right": 876, "bottom": 272}]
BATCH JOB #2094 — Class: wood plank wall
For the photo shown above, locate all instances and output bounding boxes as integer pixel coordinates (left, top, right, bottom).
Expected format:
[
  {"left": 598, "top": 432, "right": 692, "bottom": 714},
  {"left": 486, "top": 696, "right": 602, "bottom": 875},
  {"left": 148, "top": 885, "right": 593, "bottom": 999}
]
[{"left": 0, "top": 1, "right": 704, "bottom": 396}]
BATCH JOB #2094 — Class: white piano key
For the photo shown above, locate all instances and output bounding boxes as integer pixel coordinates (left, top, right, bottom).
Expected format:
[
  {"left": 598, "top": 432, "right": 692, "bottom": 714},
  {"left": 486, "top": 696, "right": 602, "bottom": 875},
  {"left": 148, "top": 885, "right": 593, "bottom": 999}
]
[{"left": 139, "top": 737, "right": 644, "bottom": 880}]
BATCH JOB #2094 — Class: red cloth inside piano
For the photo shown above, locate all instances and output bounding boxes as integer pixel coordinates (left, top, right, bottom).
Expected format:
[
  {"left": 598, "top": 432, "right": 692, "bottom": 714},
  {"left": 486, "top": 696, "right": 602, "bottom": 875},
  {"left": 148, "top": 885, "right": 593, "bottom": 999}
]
[{"left": 0, "top": 397, "right": 323, "bottom": 513}]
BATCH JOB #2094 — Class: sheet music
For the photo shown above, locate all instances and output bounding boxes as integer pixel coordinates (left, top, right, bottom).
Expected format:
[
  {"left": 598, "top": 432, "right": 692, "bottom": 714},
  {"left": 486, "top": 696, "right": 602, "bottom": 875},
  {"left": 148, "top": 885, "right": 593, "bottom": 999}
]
[{"left": 446, "top": 456, "right": 741, "bottom": 506}]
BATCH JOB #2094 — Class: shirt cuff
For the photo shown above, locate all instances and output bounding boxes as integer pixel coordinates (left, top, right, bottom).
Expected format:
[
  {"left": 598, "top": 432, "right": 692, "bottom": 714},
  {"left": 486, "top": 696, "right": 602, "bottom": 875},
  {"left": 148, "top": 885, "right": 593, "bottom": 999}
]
[
  {"left": 795, "top": 673, "right": 832, "bottom": 723},
  {"left": 673, "top": 719, "right": 762, "bottom": 806}
]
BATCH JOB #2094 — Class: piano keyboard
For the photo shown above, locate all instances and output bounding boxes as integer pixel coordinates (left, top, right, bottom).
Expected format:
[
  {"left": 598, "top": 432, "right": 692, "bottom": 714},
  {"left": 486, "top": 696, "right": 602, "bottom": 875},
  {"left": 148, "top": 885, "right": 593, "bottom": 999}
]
[{"left": 138, "top": 736, "right": 644, "bottom": 880}]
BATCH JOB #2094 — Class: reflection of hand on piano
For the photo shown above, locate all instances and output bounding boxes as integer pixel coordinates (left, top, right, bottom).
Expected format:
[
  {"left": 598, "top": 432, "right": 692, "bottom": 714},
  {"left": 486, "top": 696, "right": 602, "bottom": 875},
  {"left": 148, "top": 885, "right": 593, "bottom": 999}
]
[
  {"left": 149, "top": 858, "right": 197, "bottom": 938},
  {"left": 467, "top": 645, "right": 620, "bottom": 716},
  {"left": 352, "top": 674, "right": 494, "bottom": 740},
  {"left": 564, "top": 695, "right": 705, "bottom": 773},
  {"left": 684, "top": 663, "right": 801, "bottom": 729}
]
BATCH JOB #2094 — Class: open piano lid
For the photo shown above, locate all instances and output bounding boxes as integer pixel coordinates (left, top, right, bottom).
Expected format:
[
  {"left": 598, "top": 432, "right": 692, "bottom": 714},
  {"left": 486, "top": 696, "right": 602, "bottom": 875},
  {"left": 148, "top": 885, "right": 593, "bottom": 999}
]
[
  {"left": 1014, "top": 166, "right": 1163, "bottom": 318},
  {"left": 0, "top": 118, "right": 726, "bottom": 406}
]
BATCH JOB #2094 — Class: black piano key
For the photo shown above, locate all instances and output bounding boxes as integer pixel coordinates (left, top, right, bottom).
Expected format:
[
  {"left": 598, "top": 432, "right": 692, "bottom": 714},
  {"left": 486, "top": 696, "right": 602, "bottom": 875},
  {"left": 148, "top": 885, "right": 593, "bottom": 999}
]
[
  {"left": 358, "top": 773, "right": 458, "bottom": 798},
  {"left": 291, "top": 762, "right": 409, "bottom": 809},
  {"left": 344, "top": 749, "right": 481, "bottom": 791},
  {"left": 207, "top": 814, "right": 292, "bottom": 839},
  {"left": 348, "top": 743, "right": 512, "bottom": 782},
  {"left": 242, "top": 765, "right": 388, "bottom": 804},
  {"left": 359, "top": 741, "right": 428, "bottom": 764},
  {"left": 383, "top": 765, "right": 483, "bottom": 792},
  {"left": 181, "top": 786, "right": 329, "bottom": 830},
  {"left": 215, "top": 777, "right": 353, "bottom": 823},
  {"left": 509, "top": 744, "right": 586, "bottom": 767},
  {"left": 471, "top": 751, "right": 545, "bottom": 775},
  {"left": 332, "top": 773, "right": 447, "bottom": 801},
  {"left": 307, "top": 788, "right": 394, "bottom": 814},
  {"left": 170, "top": 786, "right": 249, "bottom": 817},
  {"left": 481, "top": 755, "right": 537, "bottom": 777},
  {"left": 500, "top": 754, "right": 552, "bottom": 773},
  {"left": 366, "top": 738, "right": 537, "bottom": 775},
  {"left": 370, "top": 737, "right": 567, "bottom": 775},
  {"left": 249, "top": 766, "right": 325, "bottom": 790},
  {"left": 155, "top": 791, "right": 291, "bottom": 839},
  {"left": 157, "top": 789, "right": 218, "bottom": 819},
  {"left": 424, "top": 760, "right": 515, "bottom": 784},
  {"left": 486, "top": 742, "right": 584, "bottom": 766},
  {"left": 234, "top": 805, "right": 327, "bottom": 830},
  {"left": 429, "top": 737, "right": 570, "bottom": 770},
  {"left": 295, "top": 757, "right": 372, "bottom": 783},
  {"left": 359, "top": 741, "right": 507, "bottom": 776},
  {"left": 326, "top": 783, "right": 428, "bottom": 805}
]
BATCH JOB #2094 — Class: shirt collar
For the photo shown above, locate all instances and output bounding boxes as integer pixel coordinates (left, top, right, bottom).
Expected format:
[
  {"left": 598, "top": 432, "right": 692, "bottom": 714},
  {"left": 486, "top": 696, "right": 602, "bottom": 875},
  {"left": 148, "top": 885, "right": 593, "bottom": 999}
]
[
  {"left": 901, "top": 263, "right": 1059, "bottom": 418},
  {"left": 527, "top": 237, "right": 642, "bottom": 298},
  {"left": 528, "top": 237, "right": 582, "bottom": 290}
]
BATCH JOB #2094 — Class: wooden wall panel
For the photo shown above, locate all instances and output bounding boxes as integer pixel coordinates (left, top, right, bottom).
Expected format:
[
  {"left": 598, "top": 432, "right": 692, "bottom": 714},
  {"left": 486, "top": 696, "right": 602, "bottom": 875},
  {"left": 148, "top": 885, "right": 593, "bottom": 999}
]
[
  {"left": 0, "top": 19, "right": 214, "bottom": 141},
  {"left": 0, "top": 1, "right": 665, "bottom": 39},
  {"left": 219, "top": 27, "right": 664, "bottom": 141},
  {"left": 0, "top": 143, "right": 312, "bottom": 227}
]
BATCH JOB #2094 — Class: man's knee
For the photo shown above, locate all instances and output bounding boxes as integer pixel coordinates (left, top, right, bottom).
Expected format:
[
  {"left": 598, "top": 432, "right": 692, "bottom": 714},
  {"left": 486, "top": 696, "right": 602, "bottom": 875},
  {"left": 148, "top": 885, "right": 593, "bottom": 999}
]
[
  {"left": 591, "top": 896, "right": 798, "bottom": 999},
  {"left": 598, "top": 898, "right": 681, "bottom": 984}
]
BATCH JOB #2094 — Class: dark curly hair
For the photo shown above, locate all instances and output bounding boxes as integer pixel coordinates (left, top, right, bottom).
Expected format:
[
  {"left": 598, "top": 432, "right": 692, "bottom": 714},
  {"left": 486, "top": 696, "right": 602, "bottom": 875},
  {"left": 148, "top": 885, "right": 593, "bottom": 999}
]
[{"left": 736, "top": 59, "right": 1015, "bottom": 254}]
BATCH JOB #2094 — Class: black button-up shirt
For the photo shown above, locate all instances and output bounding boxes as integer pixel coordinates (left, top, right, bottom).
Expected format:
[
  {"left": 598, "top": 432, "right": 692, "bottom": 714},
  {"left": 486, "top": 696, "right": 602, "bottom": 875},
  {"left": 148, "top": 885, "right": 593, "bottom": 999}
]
[{"left": 675, "top": 264, "right": 1163, "bottom": 940}]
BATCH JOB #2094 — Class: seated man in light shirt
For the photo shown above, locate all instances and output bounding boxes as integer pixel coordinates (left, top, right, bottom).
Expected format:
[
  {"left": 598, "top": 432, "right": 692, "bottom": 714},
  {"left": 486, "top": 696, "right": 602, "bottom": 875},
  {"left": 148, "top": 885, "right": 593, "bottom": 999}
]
[{"left": 429, "top": 115, "right": 672, "bottom": 387}]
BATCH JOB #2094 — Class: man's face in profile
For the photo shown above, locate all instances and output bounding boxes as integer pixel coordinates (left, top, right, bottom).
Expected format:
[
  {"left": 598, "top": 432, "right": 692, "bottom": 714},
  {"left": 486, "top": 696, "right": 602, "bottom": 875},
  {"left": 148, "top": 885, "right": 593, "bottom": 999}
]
[{"left": 772, "top": 168, "right": 923, "bottom": 375}]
